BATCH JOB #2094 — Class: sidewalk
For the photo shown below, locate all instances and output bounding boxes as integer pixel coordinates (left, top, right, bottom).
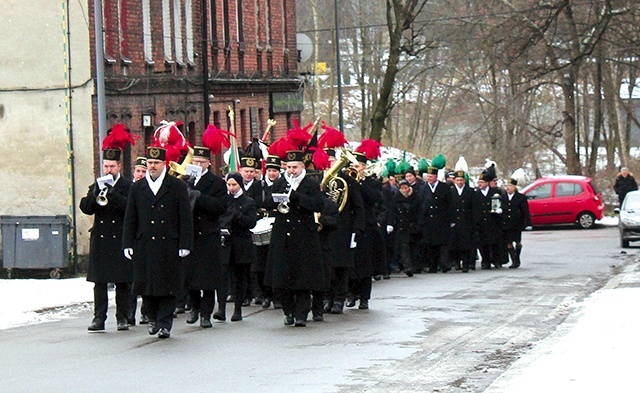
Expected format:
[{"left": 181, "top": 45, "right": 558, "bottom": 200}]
[{"left": 484, "top": 256, "right": 640, "bottom": 392}]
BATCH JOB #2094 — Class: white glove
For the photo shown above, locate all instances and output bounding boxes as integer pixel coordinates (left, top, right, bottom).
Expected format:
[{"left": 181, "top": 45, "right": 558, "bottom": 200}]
[
  {"left": 179, "top": 249, "right": 191, "bottom": 258},
  {"left": 350, "top": 233, "right": 357, "bottom": 249},
  {"left": 124, "top": 248, "right": 133, "bottom": 260},
  {"left": 386, "top": 225, "right": 394, "bottom": 234},
  {"left": 525, "top": 226, "right": 533, "bottom": 231},
  {"left": 450, "top": 223, "right": 456, "bottom": 228},
  {"left": 495, "top": 208, "right": 503, "bottom": 214}
]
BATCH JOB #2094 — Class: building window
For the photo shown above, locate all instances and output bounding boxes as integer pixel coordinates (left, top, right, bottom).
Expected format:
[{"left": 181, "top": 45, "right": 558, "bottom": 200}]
[
  {"left": 142, "top": 0, "right": 154, "bottom": 65},
  {"left": 223, "top": 0, "right": 231, "bottom": 72},
  {"left": 185, "top": 0, "right": 195, "bottom": 66},
  {"left": 173, "top": 0, "right": 184, "bottom": 67},
  {"left": 210, "top": 0, "right": 219, "bottom": 72},
  {"left": 162, "top": 0, "right": 174, "bottom": 65},
  {"left": 236, "top": 0, "right": 245, "bottom": 74}
]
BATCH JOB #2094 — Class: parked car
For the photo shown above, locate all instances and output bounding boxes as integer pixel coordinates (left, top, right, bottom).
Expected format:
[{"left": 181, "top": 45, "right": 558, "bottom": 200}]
[
  {"left": 616, "top": 190, "right": 640, "bottom": 247},
  {"left": 520, "top": 175, "right": 605, "bottom": 229}
]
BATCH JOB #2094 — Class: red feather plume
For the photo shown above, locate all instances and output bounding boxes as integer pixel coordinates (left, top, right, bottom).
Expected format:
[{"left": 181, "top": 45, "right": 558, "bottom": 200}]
[
  {"left": 286, "top": 128, "right": 312, "bottom": 150},
  {"left": 202, "top": 124, "right": 233, "bottom": 155},
  {"left": 318, "top": 122, "right": 348, "bottom": 149},
  {"left": 355, "top": 139, "right": 382, "bottom": 160},
  {"left": 102, "top": 124, "right": 139, "bottom": 150},
  {"left": 268, "top": 136, "right": 298, "bottom": 160},
  {"left": 311, "top": 147, "right": 331, "bottom": 171}
]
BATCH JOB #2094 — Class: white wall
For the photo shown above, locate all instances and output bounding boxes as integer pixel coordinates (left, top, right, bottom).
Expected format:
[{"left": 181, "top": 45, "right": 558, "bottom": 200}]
[{"left": 0, "top": 1, "right": 96, "bottom": 258}]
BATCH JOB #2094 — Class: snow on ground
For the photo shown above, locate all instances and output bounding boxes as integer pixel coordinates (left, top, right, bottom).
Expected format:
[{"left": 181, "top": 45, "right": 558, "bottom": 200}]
[{"left": 0, "top": 277, "right": 95, "bottom": 330}]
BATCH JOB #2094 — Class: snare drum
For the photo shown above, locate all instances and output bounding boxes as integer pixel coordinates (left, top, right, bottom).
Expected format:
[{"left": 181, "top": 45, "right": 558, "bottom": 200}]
[{"left": 251, "top": 217, "right": 275, "bottom": 246}]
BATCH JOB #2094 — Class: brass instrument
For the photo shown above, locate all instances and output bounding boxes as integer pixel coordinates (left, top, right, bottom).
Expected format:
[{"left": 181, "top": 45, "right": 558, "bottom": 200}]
[
  {"left": 321, "top": 148, "right": 358, "bottom": 212},
  {"left": 315, "top": 212, "right": 322, "bottom": 232},
  {"left": 277, "top": 187, "right": 292, "bottom": 214},
  {"left": 96, "top": 187, "right": 109, "bottom": 206},
  {"left": 168, "top": 146, "right": 195, "bottom": 178}
]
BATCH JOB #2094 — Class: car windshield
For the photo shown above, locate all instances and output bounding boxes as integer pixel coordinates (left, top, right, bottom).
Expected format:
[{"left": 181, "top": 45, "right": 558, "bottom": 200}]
[{"left": 624, "top": 195, "right": 640, "bottom": 210}]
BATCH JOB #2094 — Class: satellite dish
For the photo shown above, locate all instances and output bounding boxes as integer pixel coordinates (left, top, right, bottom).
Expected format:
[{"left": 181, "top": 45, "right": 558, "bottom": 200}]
[{"left": 296, "top": 33, "right": 313, "bottom": 63}]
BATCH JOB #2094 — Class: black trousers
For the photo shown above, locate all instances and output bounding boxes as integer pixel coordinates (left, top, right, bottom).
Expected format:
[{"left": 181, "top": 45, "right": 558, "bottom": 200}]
[
  {"left": 450, "top": 248, "right": 472, "bottom": 270},
  {"left": 128, "top": 283, "right": 147, "bottom": 320},
  {"left": 423, "top": 244, "right": 448, "bottom": 272},
  {"left": 311, "top": 290, "right": 324, "bottom": 317},
  {"left": 277, "top": 289, "right": 311, "bottom": 321},
  {"left": 326, "top": 266, "right": 349, "bottom": 304},
  {"left": 143, "top": 295, "right": 176, "bottom": 330},
  {"left": 231, "top": 263, "right": 250, "bottom": 303},
  {"left": 189, "top": 289, "right": 215, "bottom": 317},
  {"left": 349, "top": 276, "right": 372, "bottom": 301},
  {"left": 93, "top": 282, "right": 129, "bottom": 322},
  {"left": 479, "top": 243, "right": 503, "bottom": 268}
]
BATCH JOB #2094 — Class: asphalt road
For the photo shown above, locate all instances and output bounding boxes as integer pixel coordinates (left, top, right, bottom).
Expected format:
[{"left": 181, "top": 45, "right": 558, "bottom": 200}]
[{"left": 0, "top": 225, "right": 633, "bottom": 392}]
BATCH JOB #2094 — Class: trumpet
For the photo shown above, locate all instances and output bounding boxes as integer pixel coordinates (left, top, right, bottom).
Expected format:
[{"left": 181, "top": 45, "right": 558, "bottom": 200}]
[
  {"left": 277, "top": 187, "right": 292, "bottom": 214},
  {"left": 96, "top": 187, "right": 109, "bottom": 206}
]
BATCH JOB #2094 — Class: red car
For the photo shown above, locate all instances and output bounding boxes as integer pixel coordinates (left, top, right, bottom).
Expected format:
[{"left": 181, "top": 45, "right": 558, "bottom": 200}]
[{"left": 520, "top": 175, "right": 605, "bottom": 229}]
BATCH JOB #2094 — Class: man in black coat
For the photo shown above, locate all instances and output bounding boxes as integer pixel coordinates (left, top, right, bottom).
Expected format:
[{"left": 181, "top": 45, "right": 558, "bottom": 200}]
[
  {"left": 237, "top": 156, "right": 262, "bottom": 305},
  {"left": 264, "top": 150, "right": 325, "bottom": 327},
  {"left": 449, "top": 171, "right": 475, "bottom": 272},
  {"left": 502, "top": 178, "right": 532, "bottom": 269},
  {"left": 80, "top": 147, "right": 132, "bottom": 332},
  {"left": 388, "top": 180, "right": 421, "bottom": 276},
  {"left": 614, "top": 167, "right": 638, "bottom": 206},
  {"left": 255, "top": 155, "right": 281, "bottom": 310},
  {"left": 472, "top": 171, "right": 503, "bottom": 269},
  {"left": 218, "top": 172, "right": 258, "bottom": 322},
  {"left": 348, "top": 152, "right": 386, "bottom": 310},
  {"left": 182, "top": 146, "right": 227, "bottom": 328},
  {"left": 122, "top": 147, "right": 194, "bottom": 339},
  {"left": 418, "top": 166, "right": 453, "bottom": 273},
  {"left": 323, "top": 160, "right": 365, "bottom": 315}
]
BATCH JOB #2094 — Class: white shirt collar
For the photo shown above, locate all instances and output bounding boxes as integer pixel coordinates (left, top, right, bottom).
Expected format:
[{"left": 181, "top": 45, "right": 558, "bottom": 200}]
[{"left": 146, "top": 166, "right": 166, "bottom": 195}]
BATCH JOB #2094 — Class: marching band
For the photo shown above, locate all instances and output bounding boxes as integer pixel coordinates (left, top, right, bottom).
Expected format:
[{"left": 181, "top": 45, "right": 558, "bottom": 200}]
[{"left": 82, "top": 119, "right": 531, "bottom": 339}]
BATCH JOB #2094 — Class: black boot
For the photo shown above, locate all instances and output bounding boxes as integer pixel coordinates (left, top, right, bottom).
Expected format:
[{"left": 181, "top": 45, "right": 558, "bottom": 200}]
[
  {"left": 186, "top": 309, "right": 199, "bottom": 324},
  {"left": 87, "top": 318, "right": 105, "bottom": 332},
  {"left": 330, "top": 302, "right": 344, "bottom": 314},
  {"left": 213, "top": 301, "right": 226, "bottom": 321},
  {"left": 231, "top": 302, "right": 243, "bottom": 322},
  {"left": 509, "top": 245, "right": 522, "bottom": 268}
]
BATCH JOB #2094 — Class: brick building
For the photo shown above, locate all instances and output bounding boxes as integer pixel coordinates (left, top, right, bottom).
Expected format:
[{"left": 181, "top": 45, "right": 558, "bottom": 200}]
[{"left": 92, "top": 0, "right": 303, "bottom": 175}]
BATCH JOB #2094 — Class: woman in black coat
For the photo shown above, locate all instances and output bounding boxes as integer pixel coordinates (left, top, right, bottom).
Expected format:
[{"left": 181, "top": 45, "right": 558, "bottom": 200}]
[
  {"left": 218, "top": 172, "right": 257, "bottom": 322},
  {"left": 502, "top": 179, "right": 531, "bottom": 269},
  {"left": 388, "top": 180, "right": 421, "bottom": 276}
]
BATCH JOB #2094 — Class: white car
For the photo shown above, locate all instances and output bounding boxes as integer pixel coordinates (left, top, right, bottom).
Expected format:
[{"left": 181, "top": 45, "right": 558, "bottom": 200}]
[{"left": 617, "top": 190, "right": 640, "bottom": 248}]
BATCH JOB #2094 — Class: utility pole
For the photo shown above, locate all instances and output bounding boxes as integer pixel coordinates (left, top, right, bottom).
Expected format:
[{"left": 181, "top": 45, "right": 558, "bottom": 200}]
[
  {"left": 334, "top": 0, "right": 344, "bottom": 133},
  {"left": 93, "top": 0, "right": 107, "bottom": 153}
]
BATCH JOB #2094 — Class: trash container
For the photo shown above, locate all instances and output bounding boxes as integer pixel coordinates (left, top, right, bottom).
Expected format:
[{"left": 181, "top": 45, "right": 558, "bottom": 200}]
[{"left": 1, "top": 215, "right": 71, "bottom": 278}]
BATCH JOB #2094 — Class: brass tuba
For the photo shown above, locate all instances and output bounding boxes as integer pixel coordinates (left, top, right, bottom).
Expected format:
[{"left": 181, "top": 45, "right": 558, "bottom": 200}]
[
  {"left": 168, "top": 146, "right": 194, "bottom": 178},
  {"left": 321, "top": 148, "right": 358, "bottom": 212}
]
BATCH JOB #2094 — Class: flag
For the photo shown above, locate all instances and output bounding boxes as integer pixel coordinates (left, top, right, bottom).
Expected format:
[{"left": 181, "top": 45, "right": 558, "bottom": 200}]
[{"left": 228, "top": 107, "right": 240, "bottom": 173}]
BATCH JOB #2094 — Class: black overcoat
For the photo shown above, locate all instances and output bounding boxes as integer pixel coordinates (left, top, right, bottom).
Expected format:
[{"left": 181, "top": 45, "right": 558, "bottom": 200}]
[
  {"left": 353, "top": 176, "right": 386, "bottom": 278},
  {"left": 417, "top": 181, "right": 453, "bottom": 245},
  {"left": 182, "top": 171, "right": 227, "bottom": 291},
  {"left": 449, "top": 184, "right": 475, "bottom": 248},
  {"left": 327, "top": 173, "right": 365, "bottom": 269},
  {"left": 502, "top": 191, "right": 531, "bottom": 233},
  {"left": 389, "top": 190, "right": 421, "bottom": 249},
  {"left": 472, "top": 187, "right": 503, "bottom": 245},
  {"left": 79, "top": 177, "right": 132, "bottom": 283},
  {"left": 122, "top": 173, "right": 194, "bottom": 296},
  {"left": 264, "top": 175, "right": 326, "bottom": 291},
  {"left": 219, "top": 192, "right": 258, "bottom": 266}
]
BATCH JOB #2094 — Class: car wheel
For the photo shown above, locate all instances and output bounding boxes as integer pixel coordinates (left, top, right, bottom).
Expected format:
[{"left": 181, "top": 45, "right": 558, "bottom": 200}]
[
  {"left": 576, "top": 212, "right": 595, "bottom": 229},
  {"left": 621, "top": 238, "right": 630, "bottom": 248}
]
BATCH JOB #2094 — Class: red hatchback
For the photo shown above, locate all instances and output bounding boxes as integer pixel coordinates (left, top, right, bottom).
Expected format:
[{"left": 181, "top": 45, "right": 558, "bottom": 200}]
[{"left": 520, "top": 175, "right": 605, "bottom": 229}]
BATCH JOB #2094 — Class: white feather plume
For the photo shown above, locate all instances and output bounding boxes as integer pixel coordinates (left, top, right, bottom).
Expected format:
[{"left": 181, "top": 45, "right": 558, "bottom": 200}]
[
  {"left": 510, "top": 168, "right": 527, "bottom": 186},
  {"left": 454, "top": 156, "right": 468, "bottom": 172}
]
